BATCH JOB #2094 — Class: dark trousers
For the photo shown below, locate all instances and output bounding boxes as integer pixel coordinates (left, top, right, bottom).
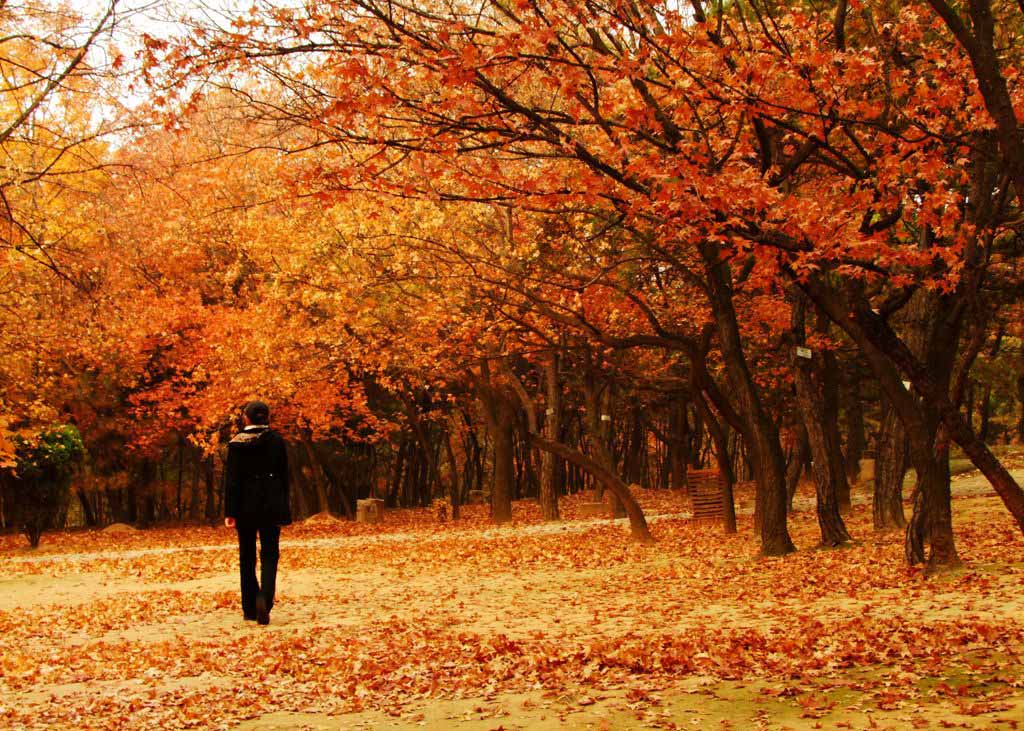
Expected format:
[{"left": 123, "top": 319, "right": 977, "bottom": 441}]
[{"left": 236, "top": 522, "right": 281, "bottom": 616}]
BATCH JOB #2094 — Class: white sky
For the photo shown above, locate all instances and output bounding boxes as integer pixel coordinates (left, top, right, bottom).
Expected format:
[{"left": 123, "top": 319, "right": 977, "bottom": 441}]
[{"left": 60, "top": 0, "right": 249, "bottom": 113}]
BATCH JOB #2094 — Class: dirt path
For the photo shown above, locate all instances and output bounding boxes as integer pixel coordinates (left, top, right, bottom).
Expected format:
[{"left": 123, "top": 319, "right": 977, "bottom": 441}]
[
  {"left": 233, "top": 681, "right": 1024, "bottom": 731},
  {"left": 1, "top": 487, "right": 1022, "bottom": 730}
]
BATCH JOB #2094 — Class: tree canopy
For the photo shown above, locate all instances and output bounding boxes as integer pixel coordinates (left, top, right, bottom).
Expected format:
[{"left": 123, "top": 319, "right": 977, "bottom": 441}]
[{"left": 2, "top": 0, "right": 1024, "bottom": 567}]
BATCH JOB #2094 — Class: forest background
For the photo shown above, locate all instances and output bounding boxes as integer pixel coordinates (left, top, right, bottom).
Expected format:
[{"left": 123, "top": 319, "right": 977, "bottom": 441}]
[{"left": 2, "top": 0, "right": 1024, "bottom": 573}]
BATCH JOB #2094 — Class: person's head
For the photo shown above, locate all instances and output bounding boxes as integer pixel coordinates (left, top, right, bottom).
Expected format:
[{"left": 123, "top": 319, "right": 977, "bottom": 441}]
[{"left": 243, "top": 400, "right": 270, "bottom": 426}]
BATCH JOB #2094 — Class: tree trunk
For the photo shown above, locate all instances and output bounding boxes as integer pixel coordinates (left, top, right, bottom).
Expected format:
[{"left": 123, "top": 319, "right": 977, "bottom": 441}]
[
  {"left": 702, "top": 242, "right": 794, "bottom": 555},
  {"left": 176, "top": 434, "right": 185, "bottom": 520},
  {"left": 819, "top": 315, "right": 852, "bottom": 512},
  {"left": 528, "top": 434, "right": 653, "bottom": 542},
  {"left": 689, "top": 401, "right": 704, "bottom": 469},
  {"left": 966, "top": 380, "right": 976, "bottom": 430},
  {"left": 315, "top": 447, "right": 355, "bottom": 520},
  {"left": 795, "top": 273, "right": 972, "bottom": 566},
  {"left": 477, "top": 366, "right": 517, "bottom": 524},
  {"left": 26, "top": 523, "right": 42, "bottom": 549},
  {"left": 624, "top": 406, "right": 645, "bottom": 486},
  {"left": 1017, "top": 372, "right": 1024, "bottom": 442},
  {"left": 842, "top": 369, "right": 866, "bottom": 483},
  {"left": 800, "top": 401, "right": 851, "bottom": 545},
  {"left": 401, "top": 390, "right": 441, "bottom": 502},
  {"left": 874, "top": 401, "right": 908, "bottom": 530},
  {"left": 668, "top": 400, "right": 689, "bottom": 490},
  {"left": 76, "top": 488, "right": 97, "bottom": 527},
  {"left": 648, "top": 397, "right": 690, "bottom": 491},
  {"left": 539, "top": 353, "right": 561, "bottom": 520},
  {"left": 141, "top": 493, "right": 156, "bottom": 528},
  {"left": 906, "top": 422, "right": 958, "bottom": 568},
  {"left": 125, "top": 483, "right": 138, "bottom": 525},
  {"left": 785, "top": 421, "right": 810, "bottom": 511},
  {"left": 302, "top": 439, "right": 330, "bottom": 514},
  {"left": 443, "top": 429, "right": 461, "bottom": 521},
  {"left": 979, "top": 383, "right": 993, "bottom": 441},
  {"left": 583, "top": 366, "right": 626, "bottom": 518},
  {"left": 136, "top": 461, "right": 156, "bottom": 527},
  {"left": 189, "top": 454, "right": 201, "bottom": 521},
  {"left": 203, "top": 455, "right": 216, "bottom": 523},
  {"left": 792, "top": 296, "right": 851, "bottom": 547},
  {"left": 901, "top": 288, "right": 960, "bottom": 570},
  {"left": 388, "top": 437, "right": 407, "bottom": 508},
  {"left": 489, "top": 412, "right": 515, "bottom": 523}
]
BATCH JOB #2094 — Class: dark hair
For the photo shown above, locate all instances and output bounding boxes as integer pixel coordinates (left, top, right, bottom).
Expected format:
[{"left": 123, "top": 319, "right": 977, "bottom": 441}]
[{"left": 244, "top": 400, "right": 270, "bottom": 425}]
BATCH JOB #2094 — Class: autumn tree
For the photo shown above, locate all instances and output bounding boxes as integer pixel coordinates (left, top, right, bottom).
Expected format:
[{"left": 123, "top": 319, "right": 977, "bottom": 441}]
[
  {"left": 0, "top": 0, "right": 126, "bottom": 467},
  {"left": 3, "top": 0, "right": 1014, "bottom": 572}
]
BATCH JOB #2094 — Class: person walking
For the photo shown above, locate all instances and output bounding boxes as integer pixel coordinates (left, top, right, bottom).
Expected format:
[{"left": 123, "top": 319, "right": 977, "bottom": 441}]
[{"left": 224, "top": 400, "right": 292, "bottom": 625}]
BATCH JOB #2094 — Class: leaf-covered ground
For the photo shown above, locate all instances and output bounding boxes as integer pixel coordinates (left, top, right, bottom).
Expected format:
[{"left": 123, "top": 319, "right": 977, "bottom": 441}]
[{"left": 1, "top": 478, "right": 1022, "bottom": 730}]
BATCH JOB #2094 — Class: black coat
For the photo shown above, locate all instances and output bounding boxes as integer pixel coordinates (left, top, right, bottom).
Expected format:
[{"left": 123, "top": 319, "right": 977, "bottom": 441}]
[{"left": 224, "top": 426, "right": 292, "bottom": 525}]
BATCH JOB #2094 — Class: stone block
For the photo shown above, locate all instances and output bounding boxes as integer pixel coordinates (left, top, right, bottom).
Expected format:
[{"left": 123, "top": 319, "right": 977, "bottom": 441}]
[{"left": 356, "top": 498, "right": 385, "bottom": 524}]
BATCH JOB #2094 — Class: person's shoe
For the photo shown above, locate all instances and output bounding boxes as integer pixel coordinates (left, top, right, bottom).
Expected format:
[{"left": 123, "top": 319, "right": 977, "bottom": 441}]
[
  {"left": 255, "top": 595, "right": 270, "bottom": 626},
  {"left": 243, "top": 613, "right": 257, "bottom": 622}
]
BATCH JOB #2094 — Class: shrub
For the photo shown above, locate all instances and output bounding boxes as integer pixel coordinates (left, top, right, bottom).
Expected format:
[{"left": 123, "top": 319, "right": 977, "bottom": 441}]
[{"left": 4, "top": 425, "right": 85, "bottom": 547}]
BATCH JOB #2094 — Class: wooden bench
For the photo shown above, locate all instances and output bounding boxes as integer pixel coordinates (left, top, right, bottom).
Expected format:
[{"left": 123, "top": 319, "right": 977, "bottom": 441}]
[{"left": 687, "top": 469, "right": 725, "bottom": 523}]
